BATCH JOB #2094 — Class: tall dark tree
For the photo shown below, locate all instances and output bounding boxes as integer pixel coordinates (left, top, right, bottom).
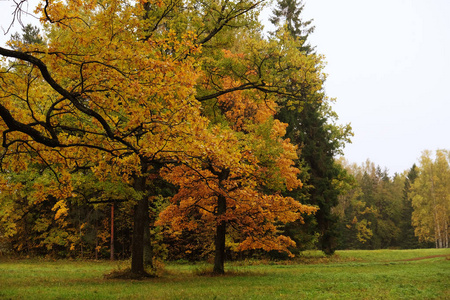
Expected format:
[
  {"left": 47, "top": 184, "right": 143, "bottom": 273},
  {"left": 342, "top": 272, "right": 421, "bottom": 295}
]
[
  {"left": 270, "top": 0, "right": 315, "bottom": 53},
  {"left": 10, "top": 24, "right": 44, "bottom": 48},
  {"left": 398, "top": 164, "right": 420, "bottom": 248},
  {"left": 271, "top": 0, "right": 352, "bottom": 255}
]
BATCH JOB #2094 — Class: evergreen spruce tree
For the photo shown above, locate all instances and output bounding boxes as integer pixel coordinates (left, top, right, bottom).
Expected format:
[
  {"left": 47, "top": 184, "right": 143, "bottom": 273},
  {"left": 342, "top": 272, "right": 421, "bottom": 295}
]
[
  {"left": 271, "top": 0, "right": 352, "bottom": 255},
  {"left": 10, "top": 24, "right": 44, "bottom": 49},
  {"left": 399, "top": 164, "right": 420, "bottom": 249},
  {"left": 270, "top": 0, "right": 315, "bottom": 53}
]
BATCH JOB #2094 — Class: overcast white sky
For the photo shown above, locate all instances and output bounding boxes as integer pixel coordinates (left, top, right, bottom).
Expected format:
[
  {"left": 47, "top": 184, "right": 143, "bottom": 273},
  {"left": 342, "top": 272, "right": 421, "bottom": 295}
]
[
  {"left": 264, "top": 0, "right": 450, "bottom": 175},
  {"left": 1, "top": 0, "right": 450, "bottom": 176}
]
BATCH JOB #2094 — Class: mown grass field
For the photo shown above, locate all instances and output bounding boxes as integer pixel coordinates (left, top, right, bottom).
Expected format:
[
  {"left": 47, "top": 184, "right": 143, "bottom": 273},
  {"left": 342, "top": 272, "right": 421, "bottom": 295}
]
[{"left": 0, "top": 249, "right": 449, "bottom": 299}]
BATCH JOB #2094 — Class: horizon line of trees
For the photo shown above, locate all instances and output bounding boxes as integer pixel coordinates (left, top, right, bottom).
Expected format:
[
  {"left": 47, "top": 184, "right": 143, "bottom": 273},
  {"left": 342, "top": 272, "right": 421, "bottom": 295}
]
[{"left": 336, "top": 150, "right": 449, "bottom": 250}]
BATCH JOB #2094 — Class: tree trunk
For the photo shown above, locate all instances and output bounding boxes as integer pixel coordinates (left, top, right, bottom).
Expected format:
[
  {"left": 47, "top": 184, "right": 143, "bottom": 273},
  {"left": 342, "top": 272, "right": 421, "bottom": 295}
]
[
  {"left": 444, "top": 218, "right": 449, "bottom": 248},
  {"left": 316, "top": 205, "right": 337, "bottom": 256},
  {"left": 143, "top": 205, "right": 153, "bottom": 269},
  {"left": 213, "top": 194, "right": 227, "bottom": 274},
  {"left": 131, "top": 174, "right": 149, "bottom": 276},
  {"left": 429, "top": 164, "right": 440, "bottom": 249},
  {"left": 95, "top": 234, "right": 99, "bottom": 260}
]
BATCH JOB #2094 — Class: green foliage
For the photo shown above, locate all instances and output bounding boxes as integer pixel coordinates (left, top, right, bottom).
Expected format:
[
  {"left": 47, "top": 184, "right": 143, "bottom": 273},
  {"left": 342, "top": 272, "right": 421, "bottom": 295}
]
[
  {"left": 269, "top": 0, "right": 353, "bottom": 256},
  {"left": 0, "top": 162, "right": 143, "bottom": 258},
  {"left": 10, "top": 24, "right": 45, "bottom": 48},
  {"left": 1, "top": 0, "right": 321, "bottom": 275},
  {"left": 3, "top": 2, "right": 446, "bottom": 275},
  {"left": 336, "top": 159, "right": 441, "bottom": 250},
  {"left": 398, "top": 164, "right": 420, "bottom": 249},
  {"left": 270, "top": 0, "right": 315, "bottom": 53}
]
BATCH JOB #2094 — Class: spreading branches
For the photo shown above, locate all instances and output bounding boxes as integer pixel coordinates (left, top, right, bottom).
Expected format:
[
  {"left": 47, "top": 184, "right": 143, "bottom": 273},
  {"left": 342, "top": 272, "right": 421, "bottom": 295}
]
[
  {"left": 2, "top": 0, "right": 32, "bottom": 35},
  {"left": 196, "top": 0, "right": 264, "bottom": 45}
]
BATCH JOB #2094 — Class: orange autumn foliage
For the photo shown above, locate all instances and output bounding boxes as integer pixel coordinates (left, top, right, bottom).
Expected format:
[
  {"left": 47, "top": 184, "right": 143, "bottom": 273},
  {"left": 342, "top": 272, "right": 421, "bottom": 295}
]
[{"left": 158, "top": 75, "right": 318, "bottom": 256}]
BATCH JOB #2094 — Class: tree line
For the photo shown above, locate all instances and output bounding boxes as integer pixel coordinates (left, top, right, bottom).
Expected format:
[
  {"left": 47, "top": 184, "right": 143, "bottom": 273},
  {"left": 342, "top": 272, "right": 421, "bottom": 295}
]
[
  {"left": 0, "top": 0, "right": 447, "bottom": 279},
  {"left": 335, "top": 150, "right": 449, "bottom": 250}
]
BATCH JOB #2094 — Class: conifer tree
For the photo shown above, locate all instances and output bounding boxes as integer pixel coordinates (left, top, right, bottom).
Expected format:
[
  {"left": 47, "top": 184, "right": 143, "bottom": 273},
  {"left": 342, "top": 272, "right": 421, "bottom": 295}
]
[
  {"left": 399, "top": 164, "right": 420, "bottom": 248},
  {"left": 10, "top": 24, "right": 44, "bottom": 48},
  {"left": 270, "top": 0, "right": 352, "bottom": 255},
  {"left": 270, "top": 0, "right": 315, "bottom": 53}
]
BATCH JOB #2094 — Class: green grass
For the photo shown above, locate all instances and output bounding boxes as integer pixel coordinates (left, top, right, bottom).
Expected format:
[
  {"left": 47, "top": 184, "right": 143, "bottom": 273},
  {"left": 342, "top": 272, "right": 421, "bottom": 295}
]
[{"left": 0, "top": 248, "right": 449, "bottom": 299}]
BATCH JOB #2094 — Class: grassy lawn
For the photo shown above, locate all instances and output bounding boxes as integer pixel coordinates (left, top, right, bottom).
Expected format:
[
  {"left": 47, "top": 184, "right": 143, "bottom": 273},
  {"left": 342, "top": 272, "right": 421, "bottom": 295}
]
[{"left": 0, "top": 248, "right": 449, "bottom": 299}]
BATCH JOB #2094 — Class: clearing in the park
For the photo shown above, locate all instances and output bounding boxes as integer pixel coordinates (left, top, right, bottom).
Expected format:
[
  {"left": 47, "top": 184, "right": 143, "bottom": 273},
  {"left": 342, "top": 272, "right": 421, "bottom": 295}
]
[{"left": 0, "top": 249, "right": 449, "bottom": 299}]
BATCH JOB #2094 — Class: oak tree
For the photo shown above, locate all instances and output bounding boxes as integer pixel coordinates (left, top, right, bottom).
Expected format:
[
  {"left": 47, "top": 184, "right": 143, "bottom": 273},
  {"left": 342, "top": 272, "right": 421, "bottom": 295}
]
[
  {"left": 1, "top": 0, "right": 205, "bottom": 276},
  {"left": 158, "top": 78, "right": 318, "bottom": 274}
]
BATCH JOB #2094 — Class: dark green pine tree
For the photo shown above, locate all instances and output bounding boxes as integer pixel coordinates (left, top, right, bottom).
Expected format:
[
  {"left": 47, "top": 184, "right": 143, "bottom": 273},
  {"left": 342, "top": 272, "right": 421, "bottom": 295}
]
[
  {"left": 271, "top": 0, "right": 352, "bottom": 255},
  {"left": 270, "top": 0, "right": 315, "bottom": 53},
  {"left": 10, "top": 24, "right": 44, "bottom": 48},
  {"left": 399, "top": 164, "right": 420, "bottom": 249}
]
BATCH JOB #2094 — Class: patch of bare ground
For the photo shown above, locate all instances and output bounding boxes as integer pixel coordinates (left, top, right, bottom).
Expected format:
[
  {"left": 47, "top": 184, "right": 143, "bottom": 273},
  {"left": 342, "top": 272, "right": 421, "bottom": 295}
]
[
  {"left": 104, "top": 268, "right": 156, "bottom": 280},
  {"left": 395, "top": 254, "right": 450, "bottom": 262}
]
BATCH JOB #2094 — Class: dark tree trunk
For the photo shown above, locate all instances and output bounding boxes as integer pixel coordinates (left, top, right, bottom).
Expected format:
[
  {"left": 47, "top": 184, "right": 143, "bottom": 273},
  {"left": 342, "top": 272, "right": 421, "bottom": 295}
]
[
  {"left": 143, "top": 206, "right": 153, "bottom": 269},
  {"left": 213, "top": 194, "right": 227, "bottom": 274},
  {"left": 131, "top": 174, "right": 150, "bottom": 276},
  {"left": 319, "top": 212, "right": 337, "bottom": 256}
]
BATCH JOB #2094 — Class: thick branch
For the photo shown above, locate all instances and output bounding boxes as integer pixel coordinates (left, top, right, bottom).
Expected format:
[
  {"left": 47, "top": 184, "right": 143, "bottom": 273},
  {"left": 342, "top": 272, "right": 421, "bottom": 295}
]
[
  {"left": 196, "top": 82, "right": 256, "bottom": 102},
  {"left": 195, "top": 80, "right": 294, "bottom": 102},
  {"left": 0, "top": 103, "right": 60, "bottom": 147},
  {"left": 197, "top": 1, "right": 263, "bottom": 45},
  {"left": 0, "top": 46, "right": 137, "bottom": 152}
]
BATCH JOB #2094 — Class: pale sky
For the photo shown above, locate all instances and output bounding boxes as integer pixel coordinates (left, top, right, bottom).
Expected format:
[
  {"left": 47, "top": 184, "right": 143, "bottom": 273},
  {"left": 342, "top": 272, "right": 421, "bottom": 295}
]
[
  {"left": 263, "top": 0, "right": 450, "bottom": 175},
  {"left": 2, "top": 1, "right": 450, "bottom": 176}
]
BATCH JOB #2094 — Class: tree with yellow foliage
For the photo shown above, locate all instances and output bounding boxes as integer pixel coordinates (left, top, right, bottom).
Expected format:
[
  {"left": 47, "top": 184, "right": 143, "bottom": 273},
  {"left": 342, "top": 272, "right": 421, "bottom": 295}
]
[
  {"left": 411, "top": 150, "right": 449, "bottom": 248},
  {"left": 1, "top": 0, "right": 206, "bottom": 276}
]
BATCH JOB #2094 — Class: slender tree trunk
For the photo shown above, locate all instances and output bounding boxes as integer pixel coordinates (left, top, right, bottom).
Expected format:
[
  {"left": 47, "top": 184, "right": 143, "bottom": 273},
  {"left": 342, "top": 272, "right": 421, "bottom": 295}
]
[
  {"left": 213, "top": 169, "right": 230, "bottom": 274},
  {"left": 110, "top": 202, "right": 115, "bottom": 261},
  {"left": 131, "top": 174, "right": 149, "bottom": 276},
  {"left": 429, "top": 164, "right": 441, "bottom": 249},
  {"left": 445, "top": 218, "right": 449, "bottom": 248},
  {"left": 79, "top": 208, "right": 83, "bottom": 259},
  {"left": 95, "top": 234, "right": 99, "bottom": 260},
  {"left": 434, "top": 208, "right": 442, "bottom": 248},
  {"left": 213, "top": 194, "right": 227, "bottom": 274}
]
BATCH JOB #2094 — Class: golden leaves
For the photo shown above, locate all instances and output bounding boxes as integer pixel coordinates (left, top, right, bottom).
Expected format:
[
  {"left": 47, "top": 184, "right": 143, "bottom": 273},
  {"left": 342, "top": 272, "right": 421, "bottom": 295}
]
[
  {"left": 155, "top": 54, "right": 319, "bottom": 255},
  {"left": 52, "top": 200, "right": 68, "bottom": 220},
  {"left": 0, "top": 0, "right": 209, "bottom": 190}
]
